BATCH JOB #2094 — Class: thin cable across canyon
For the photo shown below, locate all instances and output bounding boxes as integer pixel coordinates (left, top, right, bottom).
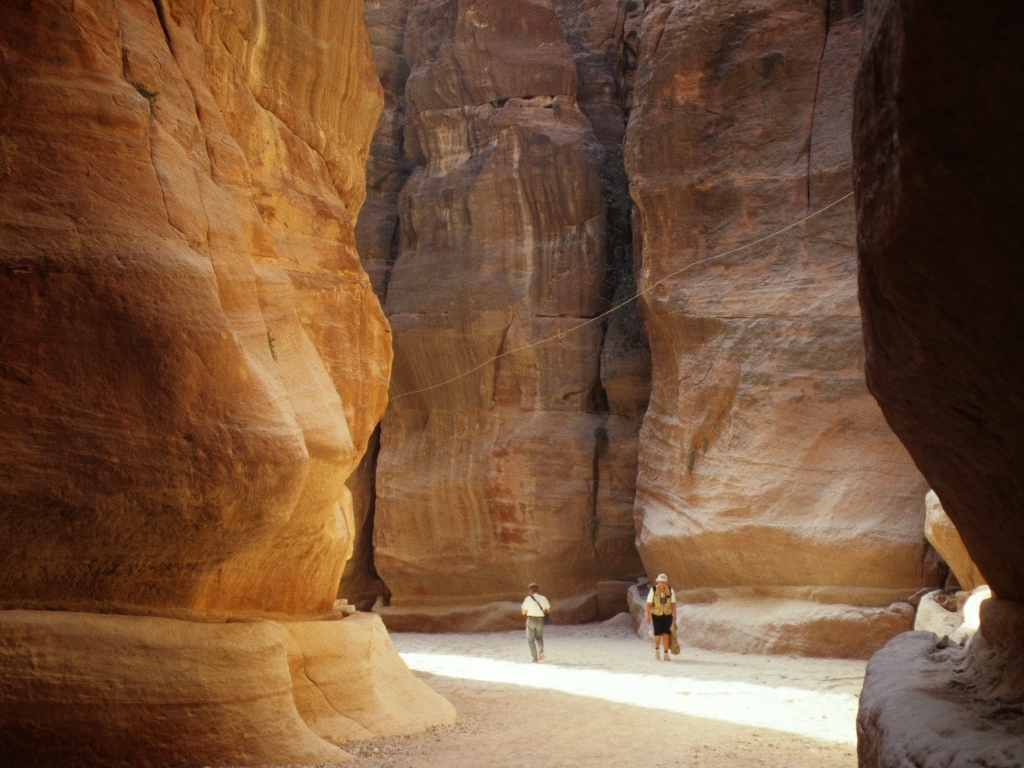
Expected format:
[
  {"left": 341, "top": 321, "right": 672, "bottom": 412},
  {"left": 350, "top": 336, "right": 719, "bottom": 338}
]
[{"left": 389, "top": 191, "right": 855, "bottom": 402}]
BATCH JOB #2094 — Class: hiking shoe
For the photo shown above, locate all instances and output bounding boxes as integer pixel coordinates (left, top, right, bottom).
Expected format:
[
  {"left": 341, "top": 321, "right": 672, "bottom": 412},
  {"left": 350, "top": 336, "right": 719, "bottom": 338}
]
[
  {"left": 662, "top": 653, "right": 671, "bottom": 661},
  {"left": 654, "top": 649, "right": 661, "bottom": 660},
  {"left": 538, "top": 651, "right": 545, "bottom": 661}
]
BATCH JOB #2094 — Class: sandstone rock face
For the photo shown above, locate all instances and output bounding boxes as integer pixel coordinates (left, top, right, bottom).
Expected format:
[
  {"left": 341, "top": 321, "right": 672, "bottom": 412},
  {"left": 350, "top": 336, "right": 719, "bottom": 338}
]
[
  {"left": 0, "top": 0, "right": 452, "bottom": 762},
  {"left": 356, "top": 0, "right": 416, "bottom": 300},
  {"left": 370, "top": 0, "right": 643, "bottom": 621},
  {"left": 854, "top": 2, "right": 1024, "bottom": 763},
  {"left": 854, "top": 0, "right": 1024, "bottom": 603},
  {"left": 858, "top": 600, "right": 1024, "bottom": 768},
  {"left": 339, "top": 0, "right": 415, "bottom": 611},
  {"left": 0, "top": 611, "right": 454, "bottom": 767},
  {"left": 553, "top": 0, "right": 652, "bottom": 586},
  {"left": 623, "top": 0, "right": 934, "bottom": 652},
  {"left": 0, "top": 0, "right": 388, "bottom": 617},
  {"left": 925, "top": 491, "right": 986, "bottom": 592}
]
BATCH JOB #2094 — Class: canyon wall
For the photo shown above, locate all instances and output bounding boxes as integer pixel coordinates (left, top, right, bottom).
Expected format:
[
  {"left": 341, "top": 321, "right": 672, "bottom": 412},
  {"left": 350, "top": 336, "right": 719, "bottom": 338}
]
[
  {"left": 0, "top": 0, "right": 452, "bottom": 764},
  {"left": 624, "top": 0, "right": 934, "bottom": 658},
  {"left": 357, "top": 0, "right": 647, "bottom": 628},
  {"left": 348, "top": 0, "right": 937, "bottom": 652},
  {"left": 853, "top": 1, "right": 1024, "bottom": 763}
]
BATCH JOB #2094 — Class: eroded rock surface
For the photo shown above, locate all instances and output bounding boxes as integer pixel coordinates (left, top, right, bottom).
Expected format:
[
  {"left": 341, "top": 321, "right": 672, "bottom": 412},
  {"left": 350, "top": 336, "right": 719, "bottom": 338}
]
[
  {"left": 854, "top": 2, "right": 1024, "bottom": 761},
  {"left": 858, "top": 600, "right": 1024, "bottom": 768},
  {"left": 371, "top": 0, "right": 642, "bottom": 623},
  {"left": 854, "top": 0, "right": 1024, "bottom": 603},
  {"left": 0, "top": 0, "right": 451, "bottom": 763},
  {"left": 623, "top": 0, "right": 934, "bottom": 656}
]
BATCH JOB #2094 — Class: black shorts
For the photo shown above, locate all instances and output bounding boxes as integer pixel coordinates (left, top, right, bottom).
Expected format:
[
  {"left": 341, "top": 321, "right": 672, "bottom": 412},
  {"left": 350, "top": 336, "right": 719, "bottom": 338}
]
[{"left": 652, "top": 613, "right": 673, "bottom": 636}]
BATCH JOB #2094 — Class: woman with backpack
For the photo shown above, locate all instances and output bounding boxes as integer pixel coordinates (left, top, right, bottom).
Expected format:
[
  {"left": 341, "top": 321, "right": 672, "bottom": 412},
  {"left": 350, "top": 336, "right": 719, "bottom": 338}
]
[{"left": 644, "top": 573, "right": 677, "bottom": 660}]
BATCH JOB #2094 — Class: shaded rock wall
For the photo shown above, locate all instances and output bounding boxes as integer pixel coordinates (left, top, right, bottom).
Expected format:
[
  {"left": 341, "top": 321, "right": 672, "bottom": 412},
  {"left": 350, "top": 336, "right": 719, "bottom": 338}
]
[
  {"left": 623, "top": 0, "right": 934, "bottom": 656},
  {"left": 853, "top": 0, "right": 1024, "bottom": 604},
  {"left": 339, "top": 0, "right": 414, "bottom": 611},
  {"left": 553, "top": 0, "right": 652, "bottom": 577},
  {"left": 377, "top": 0, "right": 607, "bottom": 601},
  {"left": 371, "top": 0, "right": 645, "bottom": 616},
  {"left": 853, "top": 1, "right": 1024, "bottom": 763},
  {"left": 0, "top": 0, "right": 452, "bottom": 763}
]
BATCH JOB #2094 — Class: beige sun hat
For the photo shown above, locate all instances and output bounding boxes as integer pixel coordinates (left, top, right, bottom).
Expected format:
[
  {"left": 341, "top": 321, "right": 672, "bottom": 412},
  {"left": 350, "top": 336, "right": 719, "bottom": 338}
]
[{"left": 656, "top": 573, "right": 668, "bottom": 582}]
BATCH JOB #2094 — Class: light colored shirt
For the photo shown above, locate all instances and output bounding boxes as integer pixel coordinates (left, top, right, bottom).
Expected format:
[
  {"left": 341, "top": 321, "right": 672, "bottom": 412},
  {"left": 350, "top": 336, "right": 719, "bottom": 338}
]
[
  {"left": 646, "top": 586, "right": 676, "bottom": 604},
  {"left": 522, "top": 593, "right": 550, "bottom": 617}
]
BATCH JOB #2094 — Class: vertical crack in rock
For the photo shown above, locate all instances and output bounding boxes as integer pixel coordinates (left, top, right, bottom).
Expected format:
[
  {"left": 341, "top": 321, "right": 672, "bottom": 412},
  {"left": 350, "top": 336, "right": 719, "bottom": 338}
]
[
  {"left": 151, "top": 0, "right": 172, "bottom": 48},
  {"left": 807, "top": 0, "right": 831, "bottom": 209}
]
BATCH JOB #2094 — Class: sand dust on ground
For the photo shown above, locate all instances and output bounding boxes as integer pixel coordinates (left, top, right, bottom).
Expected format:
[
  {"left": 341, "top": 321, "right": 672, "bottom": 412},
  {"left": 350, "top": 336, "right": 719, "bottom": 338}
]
[{"left": 333, "top": 620, "right": 865, "bottom": 768}]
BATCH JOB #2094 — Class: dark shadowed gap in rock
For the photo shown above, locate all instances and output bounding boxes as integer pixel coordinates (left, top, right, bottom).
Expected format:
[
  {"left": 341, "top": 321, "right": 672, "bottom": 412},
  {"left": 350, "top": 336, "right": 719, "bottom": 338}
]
[
  {"left": 551, "top": 0, "right": 652, "bottom": 585},
  {"left": 828, "top": 0, "right": 864, "bottom": 25},
  {"left": 339, "top": 426, "right": 391, "bottom": 611},
  {"left": 151, "top": 0, "right": 172, "bottom": 49}
]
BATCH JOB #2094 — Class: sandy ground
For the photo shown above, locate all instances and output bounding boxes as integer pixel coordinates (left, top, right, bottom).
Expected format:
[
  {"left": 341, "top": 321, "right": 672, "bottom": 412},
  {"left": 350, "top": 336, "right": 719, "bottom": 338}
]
[{"left": 335, "top": 619, "right": 865, "bottom": 768}]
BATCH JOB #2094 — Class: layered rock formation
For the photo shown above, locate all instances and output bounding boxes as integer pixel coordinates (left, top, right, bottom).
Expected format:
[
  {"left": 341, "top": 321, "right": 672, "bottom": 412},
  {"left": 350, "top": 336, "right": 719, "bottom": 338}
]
[
  {"left": 854, "top": 1, "right": 1024, "bottom": 762},
  {"left": 366, "top": 0, "right": 645, "bottom": 625},
  {"left": 0, "top": 0, "right": 452, "bottom": 763},
  {"left": 623, "top": 0, "right": 934, "bottom": 658}
]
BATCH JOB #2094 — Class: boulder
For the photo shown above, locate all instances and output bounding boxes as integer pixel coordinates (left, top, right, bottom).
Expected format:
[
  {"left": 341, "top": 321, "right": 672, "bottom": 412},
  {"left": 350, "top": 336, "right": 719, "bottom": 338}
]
[
  {"left": 0, "top": 611, "right": 453, "bottom": 767},
  {"left": 858, "top": 600, "right": 1024, "bottom": 768},
  {"left": 912, "top": 590, "right": 963, "bottom": 639},
  {"left": 670, "top": 595, "right": 915, "bottom": 660},
  {"left": 622, "top": 0, "right": 934, "bottom": 654},
  {"left": 925, "top": 491, "right": 987, "bottom": 592}
]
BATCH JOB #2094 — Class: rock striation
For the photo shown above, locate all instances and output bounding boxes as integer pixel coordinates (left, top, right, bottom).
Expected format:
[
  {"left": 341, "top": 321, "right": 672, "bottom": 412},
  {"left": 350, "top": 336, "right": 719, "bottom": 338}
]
[
  {"left": 369, "top": 0, "right": 644, "bottom": 625},
  {"left": 858, "top": 600, "right": 1024, "bottom": 768},
  {"left": 854, "top": 1, "right": 1024, "bottom": 763},
  {"left": 623, "top": 0, "right": 935, "bottom": 657},
  {"left": 0, "top": 0, "right": 452, "bottom": 763}
]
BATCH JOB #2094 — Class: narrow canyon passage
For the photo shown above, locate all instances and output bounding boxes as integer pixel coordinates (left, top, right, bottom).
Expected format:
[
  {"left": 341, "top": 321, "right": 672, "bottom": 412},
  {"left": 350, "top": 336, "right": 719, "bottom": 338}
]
[
  {"left": 334, "top": 624, "right": 862, "bottom": 768},
  {"left": 2, "top": 0, "right": 1022, "bottom": 765}
]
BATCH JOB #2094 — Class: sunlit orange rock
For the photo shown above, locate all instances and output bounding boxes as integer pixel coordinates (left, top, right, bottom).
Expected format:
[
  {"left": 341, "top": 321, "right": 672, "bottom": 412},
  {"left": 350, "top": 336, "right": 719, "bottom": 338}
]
[{"left": 0, "top": 0, "right": 451, "bottom": 763}]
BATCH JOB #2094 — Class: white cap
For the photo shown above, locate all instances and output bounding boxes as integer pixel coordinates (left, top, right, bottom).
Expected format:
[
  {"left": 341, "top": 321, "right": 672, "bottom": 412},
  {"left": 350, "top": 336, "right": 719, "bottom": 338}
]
[{"left": 656, "top": 573, "right": 668, "bottom": 582}]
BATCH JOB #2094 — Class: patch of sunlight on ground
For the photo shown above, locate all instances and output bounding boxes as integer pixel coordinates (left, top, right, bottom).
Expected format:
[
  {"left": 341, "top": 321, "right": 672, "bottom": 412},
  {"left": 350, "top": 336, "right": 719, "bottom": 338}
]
[{"left": 400, "top": 652, "right": 858, "bottom": 745}]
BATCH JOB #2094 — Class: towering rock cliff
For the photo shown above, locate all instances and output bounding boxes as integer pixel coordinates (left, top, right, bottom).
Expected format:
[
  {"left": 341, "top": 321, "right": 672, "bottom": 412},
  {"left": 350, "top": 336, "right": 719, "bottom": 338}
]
[
  {"left": 373, "top": 0, "right": 619, "bottom": 625},
  {"left": 623, "top": 0, "right": 935, "bottom": 658},
  {"left": 0, "top": 1, "right": 453, "bottom": 764},
  {"left": 853, "top": 1, "right": 1024, "bottom": 763}
]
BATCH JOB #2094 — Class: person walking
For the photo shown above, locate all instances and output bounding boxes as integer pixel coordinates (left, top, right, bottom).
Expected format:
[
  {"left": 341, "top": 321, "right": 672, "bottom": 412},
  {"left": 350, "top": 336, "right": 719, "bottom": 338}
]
[
  {"left": 645, "top": 573, "right": 677, "bottom": 661},
  {"left": 521, "top": 583, "right": 551, "bottom": 662}
]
